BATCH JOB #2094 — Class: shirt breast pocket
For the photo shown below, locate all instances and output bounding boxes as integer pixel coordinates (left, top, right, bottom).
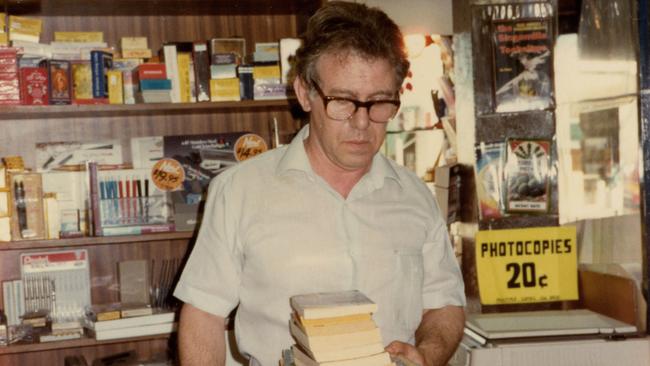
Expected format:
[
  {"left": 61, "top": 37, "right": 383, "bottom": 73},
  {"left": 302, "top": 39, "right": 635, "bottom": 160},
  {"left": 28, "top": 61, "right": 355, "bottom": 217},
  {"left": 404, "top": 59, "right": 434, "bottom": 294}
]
[{"left": 392, "top": 247, "right": 424, "bottom": 337}]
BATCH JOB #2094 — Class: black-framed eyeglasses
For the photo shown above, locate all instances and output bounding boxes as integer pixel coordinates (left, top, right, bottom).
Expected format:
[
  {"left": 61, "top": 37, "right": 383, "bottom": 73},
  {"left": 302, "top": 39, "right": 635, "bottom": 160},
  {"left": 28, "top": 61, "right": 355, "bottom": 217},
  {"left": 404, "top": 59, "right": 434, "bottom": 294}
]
[{"left": 310, "top": 79, "right": 400, "bottom": 123}]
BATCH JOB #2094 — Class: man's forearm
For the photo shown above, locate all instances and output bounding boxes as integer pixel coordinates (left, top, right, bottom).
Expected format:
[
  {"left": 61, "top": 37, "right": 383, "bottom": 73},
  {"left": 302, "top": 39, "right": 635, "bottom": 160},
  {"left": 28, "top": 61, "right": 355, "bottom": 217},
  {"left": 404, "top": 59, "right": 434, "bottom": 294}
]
[
  {"left": 178, "top": 303, "right": 227, "bottom": 366},
  {"left": 415, "top": 306, "right": 465, "bottom": 366}
]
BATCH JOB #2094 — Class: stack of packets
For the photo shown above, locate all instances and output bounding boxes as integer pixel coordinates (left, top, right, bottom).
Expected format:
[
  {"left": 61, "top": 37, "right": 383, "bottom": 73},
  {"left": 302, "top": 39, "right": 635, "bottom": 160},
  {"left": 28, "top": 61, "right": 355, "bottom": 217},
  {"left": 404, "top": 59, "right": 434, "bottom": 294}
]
[{"left": 283, "top": 290, "right": 394, "bottom": 366}]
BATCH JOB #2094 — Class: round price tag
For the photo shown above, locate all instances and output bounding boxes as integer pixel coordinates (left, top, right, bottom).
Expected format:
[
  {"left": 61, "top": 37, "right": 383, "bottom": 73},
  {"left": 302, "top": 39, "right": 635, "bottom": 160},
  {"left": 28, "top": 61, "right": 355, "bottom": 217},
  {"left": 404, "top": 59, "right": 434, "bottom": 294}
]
[
  {"left": 234, "top": 133, "right": 268, "bottom": 162},
  {"left": 475, "top": 226, "right": 578, "bottom": 305},
  {"left": 151, "top": 158, "right": 185, "bottom": 191}
]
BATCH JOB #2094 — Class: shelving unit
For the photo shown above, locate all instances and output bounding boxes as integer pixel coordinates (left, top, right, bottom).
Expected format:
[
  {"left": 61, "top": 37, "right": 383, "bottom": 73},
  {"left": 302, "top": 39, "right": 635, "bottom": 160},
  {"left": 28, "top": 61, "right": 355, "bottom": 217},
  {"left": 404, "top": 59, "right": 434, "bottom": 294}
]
[{"left": 0, "top": 0, "right": 322, "bottom": 364}]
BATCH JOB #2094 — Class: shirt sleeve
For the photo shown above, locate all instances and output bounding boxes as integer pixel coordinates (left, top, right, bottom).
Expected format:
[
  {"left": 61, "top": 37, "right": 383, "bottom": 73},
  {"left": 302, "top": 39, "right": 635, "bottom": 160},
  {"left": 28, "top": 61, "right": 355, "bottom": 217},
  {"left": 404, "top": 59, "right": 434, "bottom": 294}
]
[
  {"left": 173, "top": 174, "right": 242, "bottom": 317},
  {"left": 421, "top": 203, "right": 466, "bottom": 309}
]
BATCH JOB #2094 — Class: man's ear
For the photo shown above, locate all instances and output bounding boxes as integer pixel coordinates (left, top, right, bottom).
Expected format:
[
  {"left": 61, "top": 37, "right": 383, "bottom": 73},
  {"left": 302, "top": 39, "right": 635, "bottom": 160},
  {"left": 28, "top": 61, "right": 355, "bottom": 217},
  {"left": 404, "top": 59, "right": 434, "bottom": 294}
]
[{"left": 293, "top": 77, "right": 312, "bottom": 112}]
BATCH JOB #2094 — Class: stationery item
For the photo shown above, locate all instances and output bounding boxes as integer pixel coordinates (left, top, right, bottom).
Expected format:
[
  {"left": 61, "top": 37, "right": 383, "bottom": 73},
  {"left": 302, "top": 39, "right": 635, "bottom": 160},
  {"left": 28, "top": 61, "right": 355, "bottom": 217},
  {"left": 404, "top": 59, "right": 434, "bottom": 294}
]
[
  {"left": 163, "top": 132, "right": 267, "bottom": 230},
  {"left": 89, "top": 164, "right": 173, "bottom": 236},
  {"left": 9, "top": 172, "right": 46, "bottom": 240},
  {"left": 20, "top": 249, "right": 91, "bottom": 323},
  {"left": 35, "top": 140, "right": 124, "bottom": 172},
  {"left": 119, "top": 260, "right": 149, "bottom": 305}
]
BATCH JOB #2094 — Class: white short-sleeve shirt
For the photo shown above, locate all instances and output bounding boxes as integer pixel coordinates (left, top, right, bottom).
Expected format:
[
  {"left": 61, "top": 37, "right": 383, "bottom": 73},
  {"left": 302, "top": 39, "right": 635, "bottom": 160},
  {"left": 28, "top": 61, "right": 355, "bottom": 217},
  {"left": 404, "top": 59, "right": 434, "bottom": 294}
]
[{"left": 174, "top": 125, "right": 465, "bottom": 366}]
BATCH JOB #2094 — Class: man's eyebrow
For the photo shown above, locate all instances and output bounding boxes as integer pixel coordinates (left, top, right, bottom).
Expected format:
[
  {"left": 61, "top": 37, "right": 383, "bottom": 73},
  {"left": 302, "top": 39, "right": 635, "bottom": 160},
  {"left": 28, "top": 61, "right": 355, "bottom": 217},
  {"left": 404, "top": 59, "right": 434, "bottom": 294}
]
[{"left": 326, "top": 86, "right": 397, "bottom": 99}]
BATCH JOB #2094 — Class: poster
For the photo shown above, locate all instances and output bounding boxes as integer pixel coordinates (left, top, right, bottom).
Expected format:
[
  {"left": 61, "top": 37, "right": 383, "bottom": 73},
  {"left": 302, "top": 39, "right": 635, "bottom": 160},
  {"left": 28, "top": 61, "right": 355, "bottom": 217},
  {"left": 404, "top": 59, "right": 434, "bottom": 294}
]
[{"left": 492, "top": 19, "right": 554, "bottom": 113}]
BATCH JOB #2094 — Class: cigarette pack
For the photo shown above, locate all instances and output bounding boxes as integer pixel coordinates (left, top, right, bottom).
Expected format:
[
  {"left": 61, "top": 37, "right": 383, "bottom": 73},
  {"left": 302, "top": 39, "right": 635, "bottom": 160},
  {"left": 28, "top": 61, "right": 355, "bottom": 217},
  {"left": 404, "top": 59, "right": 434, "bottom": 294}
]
[{"left": 42, "top": 59, "right": 72, "bottom": 105}]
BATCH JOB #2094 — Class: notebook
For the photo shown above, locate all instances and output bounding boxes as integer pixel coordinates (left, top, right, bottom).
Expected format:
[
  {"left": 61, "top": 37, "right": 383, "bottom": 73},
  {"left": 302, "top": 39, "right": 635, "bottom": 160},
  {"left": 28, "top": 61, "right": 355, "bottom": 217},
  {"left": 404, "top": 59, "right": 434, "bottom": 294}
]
[{"left": 465, "top": 309, "right": 637, "bottom": 344}]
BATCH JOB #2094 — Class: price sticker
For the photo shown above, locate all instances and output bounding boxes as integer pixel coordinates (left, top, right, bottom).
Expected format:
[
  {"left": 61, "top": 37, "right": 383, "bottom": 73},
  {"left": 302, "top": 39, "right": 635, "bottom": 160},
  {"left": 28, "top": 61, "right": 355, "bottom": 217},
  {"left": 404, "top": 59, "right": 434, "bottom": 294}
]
[
  {"left": 475, "top": 226, "right": 578, "bottom": 305},
  {"left": 151, "top": 158, "right": 185, "bottom": 191}
]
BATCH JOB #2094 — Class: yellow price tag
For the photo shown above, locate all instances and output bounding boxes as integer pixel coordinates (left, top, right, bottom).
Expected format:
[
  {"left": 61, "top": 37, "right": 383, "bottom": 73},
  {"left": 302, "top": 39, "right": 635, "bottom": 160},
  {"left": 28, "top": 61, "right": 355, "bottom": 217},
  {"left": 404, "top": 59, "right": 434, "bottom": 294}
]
[{"left": 475, "top": 226, "right": 578, "bottom": 305}]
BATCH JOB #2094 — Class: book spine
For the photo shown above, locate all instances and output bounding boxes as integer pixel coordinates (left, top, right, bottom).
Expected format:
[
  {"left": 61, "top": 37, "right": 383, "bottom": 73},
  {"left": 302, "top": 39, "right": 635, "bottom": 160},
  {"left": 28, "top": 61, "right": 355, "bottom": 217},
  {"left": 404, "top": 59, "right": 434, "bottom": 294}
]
[
  {"left": 177, "top": 52, "right": 192, "bottom": 103},
  {"left": 140, "top": 79, "right": 172, "bottom": 90},
  {"left": 90, "top": 51, "right": 103, "bottom": 98},
  {"left": 163, "top": 45, "right": 181, "bottom": 103},
  {"left": 87, "top": 161, "right": 102, "bottom": 236},
  {"left": 193, "top": 42, "right": 210, "bottom": 102},
  {"left": 107, "top": 70, "right": 123, "bottom": 104}
]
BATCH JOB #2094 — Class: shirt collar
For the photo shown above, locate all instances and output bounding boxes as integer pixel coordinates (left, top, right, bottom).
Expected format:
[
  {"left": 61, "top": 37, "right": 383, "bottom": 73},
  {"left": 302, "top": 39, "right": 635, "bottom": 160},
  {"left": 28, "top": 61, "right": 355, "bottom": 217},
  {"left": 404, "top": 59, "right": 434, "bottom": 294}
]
[{"left": 276, "top": 124, "right": 403, "bottom": 189}]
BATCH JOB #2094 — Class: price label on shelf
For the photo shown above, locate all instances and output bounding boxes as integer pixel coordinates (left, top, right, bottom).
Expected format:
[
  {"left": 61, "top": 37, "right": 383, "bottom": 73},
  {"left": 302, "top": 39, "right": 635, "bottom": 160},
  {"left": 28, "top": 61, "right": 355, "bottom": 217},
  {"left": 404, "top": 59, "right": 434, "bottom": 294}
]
[{"left": 475, "top": 226, "right": 578, "bottom": 305}]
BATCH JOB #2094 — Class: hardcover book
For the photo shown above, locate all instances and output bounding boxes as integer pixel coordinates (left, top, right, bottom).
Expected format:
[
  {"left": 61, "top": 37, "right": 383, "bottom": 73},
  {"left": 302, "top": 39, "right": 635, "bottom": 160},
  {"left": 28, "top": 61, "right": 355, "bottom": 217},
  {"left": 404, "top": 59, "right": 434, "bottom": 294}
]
[
  {"left": 19, "top": 67, "right": 48, "bottom": 105},
  {"left": 43, "top": 59, "right": 72, "bottom": 104},
  {"left": 72, "top": 61, "right": 93, "bottom": 101},
  {"left": 90, "top": 50, "right": 113, "bottom": 98}
]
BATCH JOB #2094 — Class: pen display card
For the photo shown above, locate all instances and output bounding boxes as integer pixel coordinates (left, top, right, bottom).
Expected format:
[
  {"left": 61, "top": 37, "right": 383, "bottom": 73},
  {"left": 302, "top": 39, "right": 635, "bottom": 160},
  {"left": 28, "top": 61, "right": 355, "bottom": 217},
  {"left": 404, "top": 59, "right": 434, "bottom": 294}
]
[
  {"left": 9, "top": 172, "right": 46, "bottom": 240},
  {"left": 92, "top": 168, "right": 174, "bottom": 236},
  {"left": 36, "top": 140, "right": 123, "bottom": 172},
  {"left": 504, "top": 139, "right": 551, "bottom": 213}
]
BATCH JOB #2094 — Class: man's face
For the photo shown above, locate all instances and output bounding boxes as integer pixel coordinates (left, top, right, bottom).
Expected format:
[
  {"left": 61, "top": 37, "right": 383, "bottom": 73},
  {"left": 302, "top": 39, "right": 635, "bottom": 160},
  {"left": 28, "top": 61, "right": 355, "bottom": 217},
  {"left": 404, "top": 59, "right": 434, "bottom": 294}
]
[{"left": 296, "top": 52, "right": 398, "bottom": 172}]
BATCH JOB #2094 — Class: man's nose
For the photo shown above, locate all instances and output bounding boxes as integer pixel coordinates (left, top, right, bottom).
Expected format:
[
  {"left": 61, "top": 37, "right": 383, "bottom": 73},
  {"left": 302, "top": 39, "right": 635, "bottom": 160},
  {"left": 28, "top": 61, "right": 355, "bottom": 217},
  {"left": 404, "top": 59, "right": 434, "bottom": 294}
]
[{"left": 349, "top": 106, "right": 371, "bottom": 130}]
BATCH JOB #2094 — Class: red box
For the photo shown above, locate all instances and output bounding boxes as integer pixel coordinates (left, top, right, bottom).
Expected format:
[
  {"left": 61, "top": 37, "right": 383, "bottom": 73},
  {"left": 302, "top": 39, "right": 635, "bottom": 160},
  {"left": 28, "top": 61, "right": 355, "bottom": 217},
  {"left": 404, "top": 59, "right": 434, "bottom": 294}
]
[
  {"left": 20, "top": 67, "right": 48, "bottom": 105},
  {"left": 137, "top": 63, "right": 167, "bottom": 80}
]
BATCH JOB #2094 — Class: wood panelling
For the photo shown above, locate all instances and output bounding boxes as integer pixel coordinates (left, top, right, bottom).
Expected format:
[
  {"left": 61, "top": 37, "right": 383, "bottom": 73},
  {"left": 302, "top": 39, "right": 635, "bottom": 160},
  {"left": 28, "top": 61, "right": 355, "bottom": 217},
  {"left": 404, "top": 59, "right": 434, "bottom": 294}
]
[{"left": 0, "top": 0, "right": 321, "bottom": 362}]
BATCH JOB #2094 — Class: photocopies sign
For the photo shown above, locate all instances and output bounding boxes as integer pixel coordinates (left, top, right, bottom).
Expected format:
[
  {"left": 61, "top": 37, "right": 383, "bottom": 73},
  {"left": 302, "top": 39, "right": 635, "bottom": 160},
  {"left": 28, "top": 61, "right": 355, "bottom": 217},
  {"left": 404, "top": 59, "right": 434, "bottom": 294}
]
[{"left": 475, "top": 226, "right": 578, "bottom": 304}]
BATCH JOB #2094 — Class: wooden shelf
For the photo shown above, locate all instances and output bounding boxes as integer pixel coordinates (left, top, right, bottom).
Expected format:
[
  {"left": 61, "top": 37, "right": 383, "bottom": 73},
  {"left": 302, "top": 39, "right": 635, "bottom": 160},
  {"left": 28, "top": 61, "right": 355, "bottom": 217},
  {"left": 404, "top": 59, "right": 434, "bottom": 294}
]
[
  {"left": 0, "top": 231, "right": 194, "bottom": 251},
  {"left": 0, "top": 333, "right": 172, "bottom": 355},
  {"left": 0, "top": 99, "right": 297, "bottom": 120}
]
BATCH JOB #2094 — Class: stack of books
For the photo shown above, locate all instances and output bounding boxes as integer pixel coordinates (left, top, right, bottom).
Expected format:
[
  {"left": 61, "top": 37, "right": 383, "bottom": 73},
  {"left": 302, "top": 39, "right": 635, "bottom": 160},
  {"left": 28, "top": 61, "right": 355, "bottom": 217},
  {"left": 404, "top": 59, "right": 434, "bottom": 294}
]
[
  {"left": 84, "top": 305, "right": 176, "bottom": 341},
  {"left": 286, "top": 290, "right": 394, "bottom": 366}
]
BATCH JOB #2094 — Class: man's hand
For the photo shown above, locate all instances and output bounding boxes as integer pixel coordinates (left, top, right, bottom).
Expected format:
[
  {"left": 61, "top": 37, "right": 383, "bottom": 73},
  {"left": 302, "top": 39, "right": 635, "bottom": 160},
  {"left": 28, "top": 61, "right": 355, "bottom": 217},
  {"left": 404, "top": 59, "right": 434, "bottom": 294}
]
[
  {"left": 385, "top": 341, "right": 425, "bottom": 366},
  {"left": 385, "top": 305, "right": 465, "bottom": 366}
]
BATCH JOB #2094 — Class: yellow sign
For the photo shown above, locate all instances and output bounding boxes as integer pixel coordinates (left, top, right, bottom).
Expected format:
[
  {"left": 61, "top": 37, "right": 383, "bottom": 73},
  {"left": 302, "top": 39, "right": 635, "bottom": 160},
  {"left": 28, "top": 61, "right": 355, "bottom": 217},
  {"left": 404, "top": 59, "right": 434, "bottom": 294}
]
[{"left": 475, "top": 226, "right": 578, "bottom": 305}]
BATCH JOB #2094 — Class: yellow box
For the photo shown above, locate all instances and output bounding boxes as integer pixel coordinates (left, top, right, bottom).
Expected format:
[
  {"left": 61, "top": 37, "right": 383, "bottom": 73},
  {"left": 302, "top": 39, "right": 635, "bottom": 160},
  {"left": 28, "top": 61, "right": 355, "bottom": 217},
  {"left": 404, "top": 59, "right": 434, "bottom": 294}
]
[
  {"left": 210, "top": 78, "right": 240, "bottom": 102},
  {"left": 122, "top": 49, "right": 152, "bottom": 59},
  {"left": 55, "top": 31, "right": 104, "bottom": 42},
  {"left": 253, "top": 65, "right": 281, "bottom": 80},
  {"left": 9, "top": 15, "right": 42, "bottom": 34},
  {"left": 0, "top": 13, "right": 6, "bottom": 31},
  {"left": 0, "top": 33, "right": 7, "bottom": 46},
  {"left": 121, "top": 37, "right": 148, "bottom": 50},
  {"left": 107, "top": 70, "right": 124, "bottom": 104}
]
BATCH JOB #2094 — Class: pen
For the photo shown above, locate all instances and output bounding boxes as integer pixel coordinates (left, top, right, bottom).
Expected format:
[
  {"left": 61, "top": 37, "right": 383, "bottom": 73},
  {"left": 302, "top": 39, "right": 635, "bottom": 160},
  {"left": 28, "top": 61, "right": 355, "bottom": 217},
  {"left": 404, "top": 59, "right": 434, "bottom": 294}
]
[{"left": 14, "top": 181, "right": 28, "bottom": 235}]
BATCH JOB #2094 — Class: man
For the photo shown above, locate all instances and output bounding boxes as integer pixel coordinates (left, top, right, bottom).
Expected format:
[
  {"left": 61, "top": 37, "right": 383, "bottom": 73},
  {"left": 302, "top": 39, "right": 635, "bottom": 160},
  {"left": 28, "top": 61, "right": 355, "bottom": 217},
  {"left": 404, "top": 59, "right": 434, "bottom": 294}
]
[{"left": 174, "top": 2, "right": 466, "bottom": 365}]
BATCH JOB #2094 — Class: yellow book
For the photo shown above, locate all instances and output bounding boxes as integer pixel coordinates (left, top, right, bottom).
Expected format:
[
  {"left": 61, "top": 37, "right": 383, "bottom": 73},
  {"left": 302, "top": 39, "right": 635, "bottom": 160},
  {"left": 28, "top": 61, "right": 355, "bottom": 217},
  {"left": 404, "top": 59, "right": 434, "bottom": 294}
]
[
  {"left": 292, "top": 313, "right": 376, "bottom": 337},
  {"left": 54, "top": 31, "right": 104, "bottom": 42},
  {"left": 107, "top": 70, "right": 124, "bottom": 104},
  {"left": 72, "top": 62, "right": 93, "bottom": 100},
  {"left": 253, "top": 64, "right": 281, "bottom": 80},
  {"left": 9, "top": 15, "right": 42, "bottom": 34},
  {"left": 210, "top": 78, "right": 240, "bottom": 102},
  {"left": 299, "top": 313, "right": 373, "bottom": 328},
  {"left": 122, "top": 49, "right": 152, "bottom": 59},
  {"left": 176, "top": 52, "right": 192, "bottom": 103},
  {"left": 121, "top": 37, "right": 148, "bottom": 50},
  {"left": 289, "top": 319, "right": 382, "bottom": 353}
]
